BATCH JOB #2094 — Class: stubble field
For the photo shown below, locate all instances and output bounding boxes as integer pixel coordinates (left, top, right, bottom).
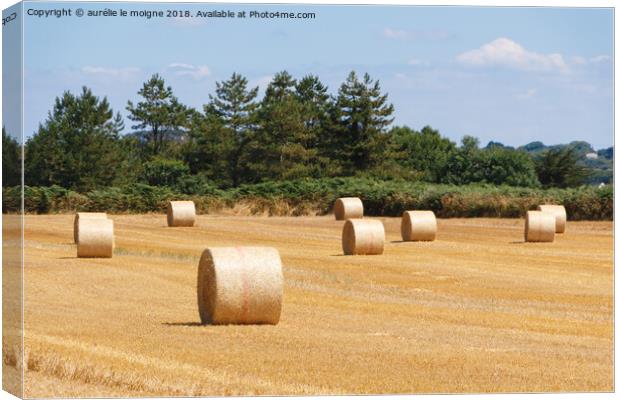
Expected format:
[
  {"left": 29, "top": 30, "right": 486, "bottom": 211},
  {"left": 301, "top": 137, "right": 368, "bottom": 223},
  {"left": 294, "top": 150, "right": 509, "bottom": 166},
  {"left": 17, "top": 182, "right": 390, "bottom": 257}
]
[{"left": 3, "top": 214, "right": 614, "bottom": 396}]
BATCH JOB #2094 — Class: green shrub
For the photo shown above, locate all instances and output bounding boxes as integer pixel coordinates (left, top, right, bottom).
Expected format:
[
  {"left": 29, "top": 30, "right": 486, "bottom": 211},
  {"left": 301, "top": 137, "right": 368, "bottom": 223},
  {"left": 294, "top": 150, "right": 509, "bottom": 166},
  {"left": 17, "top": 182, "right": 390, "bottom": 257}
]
[
  {"left": 141, "top": 158, "right": 190, "bottom": 187},
  {"left": 2, "top": 178, "right": 613, "bottom": 220}
]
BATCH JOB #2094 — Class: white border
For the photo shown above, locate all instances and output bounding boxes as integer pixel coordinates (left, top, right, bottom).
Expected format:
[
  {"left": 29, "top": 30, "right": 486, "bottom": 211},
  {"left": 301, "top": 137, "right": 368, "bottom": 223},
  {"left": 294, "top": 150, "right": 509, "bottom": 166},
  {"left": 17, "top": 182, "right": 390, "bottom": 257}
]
[{"left": 0, "top": 1, "right": 616, "bottom": 400}]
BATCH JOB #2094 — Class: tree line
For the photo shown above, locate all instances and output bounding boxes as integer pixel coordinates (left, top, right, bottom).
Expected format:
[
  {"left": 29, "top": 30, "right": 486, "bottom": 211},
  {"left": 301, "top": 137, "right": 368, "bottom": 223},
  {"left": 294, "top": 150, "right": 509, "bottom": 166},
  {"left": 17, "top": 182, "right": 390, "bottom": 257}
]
[{"left": 2, "top": 71, "right": 591, "bottom": 192}]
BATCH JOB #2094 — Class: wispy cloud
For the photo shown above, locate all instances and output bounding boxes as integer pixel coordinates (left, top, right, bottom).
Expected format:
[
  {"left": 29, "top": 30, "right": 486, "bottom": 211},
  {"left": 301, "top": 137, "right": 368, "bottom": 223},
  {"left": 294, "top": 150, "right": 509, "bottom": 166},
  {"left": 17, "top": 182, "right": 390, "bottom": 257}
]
[
  {"left": 383, "top": 27, "right": 451, "bottom": 41},
  {"left": 589, "top": 55, "right": 610, "bottom": 64},
  {"left": 407, "top": 58, "right": 429, "bottom": 66},
  {"left": 571, "top": 56, "right": 588, "bottom": 65},
  {"left": 516, "top": 88, "right": 538, "bottom": 100},
  {"left": 81, "top": 66, "right": 141, "bottom": 79},
  {"left": 571, "top": 55, "right": 610, "bottom": 66},
  {"left": 168, "top": 63, "right": 194, "bottom": 69},
  {"left": 383, "top": 28, "right": 409, "bottom": 39},
  {"left": 167, "top": 63, "right": 211, "bottom": 79},
  {"left": 456, "top": 37, "right": 568, "bottom": 73}
]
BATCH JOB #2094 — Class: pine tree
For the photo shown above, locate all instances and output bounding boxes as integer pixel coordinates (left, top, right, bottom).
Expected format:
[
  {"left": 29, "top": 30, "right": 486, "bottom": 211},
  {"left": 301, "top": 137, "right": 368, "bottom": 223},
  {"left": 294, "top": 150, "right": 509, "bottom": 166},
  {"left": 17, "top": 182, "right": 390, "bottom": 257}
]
[
  {"left": 247, "top": 72, "right": 298, "bottom": 179},
  {"left": 184, "top": 109, "right": 237, "bottom": 187},
  {"left": 209, "top": 72, "right": 258, "bottom": 138},
  {"left": 190, "top": 73, "right": 258, "bottom": 186},
  {"left": 296, "top": 75, "right": 330, "bottom": 130},
  {"left": 126, "top": 74, "right": 189, "bottom": 157},
  {"left": 334, "top": 71, "right": 394, "bottom": 173},
  {"left": 295, "top": 75, "right": 339, "bottom": 176},
  {"left": 243, "top": 71, "right": 333, "bottom": 181},
  {"left": 25, "top": 87, "right": 124, "bottom": 190}
]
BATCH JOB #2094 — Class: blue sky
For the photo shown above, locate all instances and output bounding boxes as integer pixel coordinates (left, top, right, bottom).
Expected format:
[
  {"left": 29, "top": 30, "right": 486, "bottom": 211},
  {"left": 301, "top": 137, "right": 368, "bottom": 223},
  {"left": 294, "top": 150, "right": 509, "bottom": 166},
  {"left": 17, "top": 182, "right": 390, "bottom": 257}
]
[{"left": 14, "top": 2, "right": 615, "bottom": 148}]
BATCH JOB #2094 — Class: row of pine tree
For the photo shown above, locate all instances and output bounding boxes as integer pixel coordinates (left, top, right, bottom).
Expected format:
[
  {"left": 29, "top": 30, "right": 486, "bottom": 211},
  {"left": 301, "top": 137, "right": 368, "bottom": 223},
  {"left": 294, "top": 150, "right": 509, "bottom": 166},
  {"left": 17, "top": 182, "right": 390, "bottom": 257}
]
[{"left": 3, "top": 70, "right": 587, "bottom": 191}]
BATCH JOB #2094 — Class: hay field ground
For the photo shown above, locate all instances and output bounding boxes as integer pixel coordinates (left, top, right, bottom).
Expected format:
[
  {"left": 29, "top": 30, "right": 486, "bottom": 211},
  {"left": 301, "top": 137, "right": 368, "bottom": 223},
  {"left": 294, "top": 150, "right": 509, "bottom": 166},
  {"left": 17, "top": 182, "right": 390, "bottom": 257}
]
[{"left": 4, "top": 214, "right": 614, "bottom": 396}]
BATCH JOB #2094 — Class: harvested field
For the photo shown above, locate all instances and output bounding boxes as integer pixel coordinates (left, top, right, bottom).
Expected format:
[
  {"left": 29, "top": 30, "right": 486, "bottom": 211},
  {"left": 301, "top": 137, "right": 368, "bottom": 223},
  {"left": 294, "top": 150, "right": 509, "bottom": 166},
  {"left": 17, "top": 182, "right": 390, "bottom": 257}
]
[{"left": 10, "top": 214, "right": 614, "bottom": 396}]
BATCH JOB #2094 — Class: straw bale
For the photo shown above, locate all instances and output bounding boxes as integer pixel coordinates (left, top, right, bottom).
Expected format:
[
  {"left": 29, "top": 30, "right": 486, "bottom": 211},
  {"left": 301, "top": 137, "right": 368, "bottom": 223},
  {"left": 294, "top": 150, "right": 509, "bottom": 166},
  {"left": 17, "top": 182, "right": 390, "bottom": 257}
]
[
  {"left": 524, "top": 210, "right": 555, "bottom": 243},
  {"left": 73, "top": 212, "right": 107, "bottom": 243},
  {"left": 537, "top": 204, "right": 567, "bottom": 233},
  {"left": 334, "top": 197, "right": 363, "bottom": 220},
  {"left": 401, "top": 211, "right": 437, "bottom": 241},
  {"left": 342, "top": 219, "right": 384, "bottom": 255},
  {"left": 167, "top": 201, "right": 196, "bottom": 227},
  {"left": 77, "top": 218, "right": 114, "bottom": 258},
  {"left": 197, "top": 247, "right": 283, "bottom": 325}
]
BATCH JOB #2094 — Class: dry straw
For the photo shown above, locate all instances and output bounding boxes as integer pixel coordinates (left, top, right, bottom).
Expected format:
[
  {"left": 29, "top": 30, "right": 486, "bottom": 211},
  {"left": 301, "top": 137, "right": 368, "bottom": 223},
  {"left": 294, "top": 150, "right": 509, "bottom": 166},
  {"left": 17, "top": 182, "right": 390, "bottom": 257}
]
[
  {"left": 401, "top": 211, "right": 437, "bottom": 241},
  {"left": 342, "top": 219, "right": 385, "bottom": 255},
  {"left": 197, "top": 247, "right": 283, "bottom": 325},
  {"left": 167, "top": 201, "right": 196, "bottom": 227},
  {"left": 77, "top": 218, "right": 114, "bottom": 258},
  {"left": 73, "top": 212, "right": 107, "bottom": 243},
  {"left": 537, "top": 205, "right": 567, "bottom": 233},
  {"left": 524, "top": 210, "right": 555, "bottom": 243},
  {"left": 334, "top": 197, "right": 363, "bottom": 220}
]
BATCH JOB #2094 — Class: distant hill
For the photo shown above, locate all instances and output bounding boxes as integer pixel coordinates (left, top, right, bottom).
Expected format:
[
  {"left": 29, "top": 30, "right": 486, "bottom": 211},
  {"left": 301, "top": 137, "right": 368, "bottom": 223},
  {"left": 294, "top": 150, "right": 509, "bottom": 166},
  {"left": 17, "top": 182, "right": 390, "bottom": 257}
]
[
  {"left": 516, "top": 140, "right": 596, "bottom": 155},
  {"left": 483, "top": 140, "right": 612, "bottom": 185},
  {"left": 484, "top": 141, "right": 515, "bottom": 150},
  {"left": 517, "top": 141, "right": 613, "bottom": 185}
]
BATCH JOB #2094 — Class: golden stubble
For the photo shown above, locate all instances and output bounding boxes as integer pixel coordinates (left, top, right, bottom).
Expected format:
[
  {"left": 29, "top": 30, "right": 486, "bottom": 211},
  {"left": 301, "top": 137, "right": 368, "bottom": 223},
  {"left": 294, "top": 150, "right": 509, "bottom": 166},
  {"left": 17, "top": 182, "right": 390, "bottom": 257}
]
[{"left": 13, "top": 214, "right": 613, "bottom": 396}]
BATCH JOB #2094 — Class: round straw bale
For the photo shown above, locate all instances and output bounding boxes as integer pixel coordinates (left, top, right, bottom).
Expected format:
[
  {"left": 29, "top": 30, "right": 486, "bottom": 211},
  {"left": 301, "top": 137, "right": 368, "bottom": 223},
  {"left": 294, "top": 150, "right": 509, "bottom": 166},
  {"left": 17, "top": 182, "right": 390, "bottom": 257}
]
[
  {"left": 77, "top": 218, "right": 114, "bottom": 258},
  {"left": 73, "top": 212, "right": 107, "bottom": 243},
  {"left": 401, "top": 211, "right": 437, "bottom": 241},
  {"left": 334, "top": 197, "right": 363, "bottom": 220},
  {"left": 167, "top": 201, "right": 196, "bottom": 227},
  {"left": 537, "top": 204, "right": 567, "bottom": 233},
  {"left": 524, "top": 211, "right": 555, "bottom": 243},
  {"left": 342, "top": 219, "right": 385, "bottom": 255},
  {"left": 197, "top": 247, "right": 283, "bottom": 325}
]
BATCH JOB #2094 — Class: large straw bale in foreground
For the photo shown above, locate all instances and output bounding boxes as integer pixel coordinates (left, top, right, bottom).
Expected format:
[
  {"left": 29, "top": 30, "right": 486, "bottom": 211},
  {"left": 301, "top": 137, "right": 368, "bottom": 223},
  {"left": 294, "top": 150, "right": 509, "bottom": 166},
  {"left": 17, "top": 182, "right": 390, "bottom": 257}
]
[
  {"left": 342, "top": 219, "right": 385, "bottom": 255},
  {"left": 537, "top": 204, "right": 567, "bottom": 233},
  {"left": 73, "top": 212, "right": 107, "bottom": 243},
  {"left": 401, "top": 211, "right": 437, "bottom": 241},
  {"left": 334, "top": 197, "right": 363, "bottom": 220},
  {"left": 197, "top": 247, "right": 283, "bottom": 325},
  {"left": 167, "top": 201, "right": 196, "bottom": 227},
  {"left": 77, "top": 218, "right": 114, "bottom": 258},
  {"left": 524, "top": 211, "right": 555, "bottom": 243}
]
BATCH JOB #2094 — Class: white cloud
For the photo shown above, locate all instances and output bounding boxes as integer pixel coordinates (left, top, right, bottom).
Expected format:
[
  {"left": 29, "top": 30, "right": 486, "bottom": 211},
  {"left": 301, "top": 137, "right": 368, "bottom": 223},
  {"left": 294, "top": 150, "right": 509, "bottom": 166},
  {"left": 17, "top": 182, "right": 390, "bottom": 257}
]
[
  {"left": 571, "top": 56, "right": 587, "bottom": 65},
  {"left": 81, "top": 66, "right": 141, "bottom": 79},
  {"left": 571, "top": 55, "right": 610, "bottom": 66},
  {"left": 590, "top": 55, "right": 610, "bottom": 63},
  {"left": 167, "top": 63, "right": 211, "bottom": 79},
  {"left": 456, "top": 37, "right": 569, "bottom": 73},
  {"left": 408, "top": 58, "right": 429, "bottom": 66},
  {"left": 383, "top": 28, "right": 409, "bottom": 39},
  {"left": 168, "top": 63, "right": 195, "bottom": 69},
  {"left": 516, "top": 88, "right": 538, "bottom": 100}
]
